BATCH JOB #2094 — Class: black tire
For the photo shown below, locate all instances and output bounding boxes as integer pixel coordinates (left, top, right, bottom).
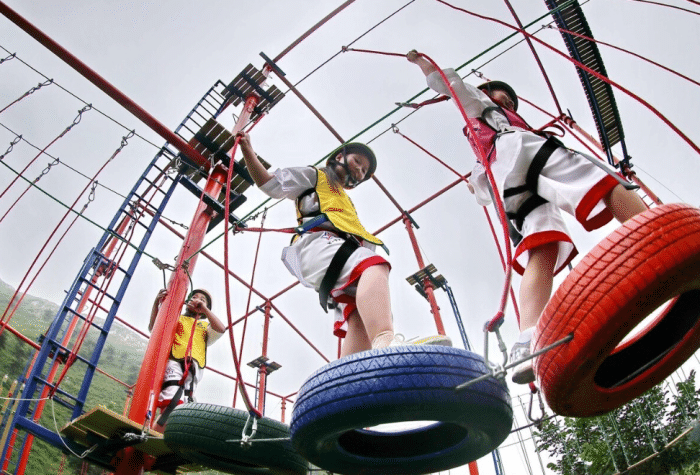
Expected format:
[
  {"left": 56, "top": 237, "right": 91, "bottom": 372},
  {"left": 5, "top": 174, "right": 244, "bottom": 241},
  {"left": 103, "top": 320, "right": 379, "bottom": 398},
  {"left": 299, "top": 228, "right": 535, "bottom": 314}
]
[
  {"left": 164, "top": 403, "right": 308, "bottom": 475},
  {"left": 290, "top": 345, "right": 512, "bottom": 475}
]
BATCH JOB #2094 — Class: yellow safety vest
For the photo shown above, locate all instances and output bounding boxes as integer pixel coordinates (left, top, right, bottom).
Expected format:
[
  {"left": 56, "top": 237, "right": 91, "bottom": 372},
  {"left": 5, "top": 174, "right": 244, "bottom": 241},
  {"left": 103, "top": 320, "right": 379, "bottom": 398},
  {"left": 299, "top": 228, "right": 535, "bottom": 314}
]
[
  {"left": 170, "top": 315, "right": 209, "bottom": 369},
  {"left": 297, "top": 168, "right": 383, "bottom": 246}
]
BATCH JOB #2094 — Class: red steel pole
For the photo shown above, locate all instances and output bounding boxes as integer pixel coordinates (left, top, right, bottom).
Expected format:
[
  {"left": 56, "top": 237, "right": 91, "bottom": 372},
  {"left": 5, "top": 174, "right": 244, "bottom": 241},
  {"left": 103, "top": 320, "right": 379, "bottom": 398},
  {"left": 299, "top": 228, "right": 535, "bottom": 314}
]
[
  {"left": 115, "top": 165, "right": 226, "bottom": 475},
  {"left": 115, "top": 93, "right": 260, "bottom": 475},
  {"left": 257, "top": 301, "right": 272, "bottom": 413},
  {"left": 401, "top": 214, "right": 445, "bottom": 335}
]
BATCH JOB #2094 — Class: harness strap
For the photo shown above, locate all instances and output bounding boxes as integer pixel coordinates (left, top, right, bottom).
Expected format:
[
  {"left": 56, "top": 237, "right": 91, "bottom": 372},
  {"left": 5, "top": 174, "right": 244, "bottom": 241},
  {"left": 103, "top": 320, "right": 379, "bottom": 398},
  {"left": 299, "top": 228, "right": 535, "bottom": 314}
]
[
  {"left": 157, "top": 359, "right": 195, "bottom": 426},
  {"left": 318, "top": 235, "right": 360, "bottom": 313},
  {"left": 504, "top": 136, "right": 561, "bottom": 198},
  {"left": 160, "top": 380, "right": 195, "bottom": 397},
  {"left": 480, "top": 106, "right": 505, "bottom": 126},
  {"left": 501, "top": 136, "right": 563, "bottom": 233},
  {"left": 158, "top": 317, "right": 199, "bottom": 427},
  {"left": 506, "top": 195, "right": 549, "bottom": 231}
]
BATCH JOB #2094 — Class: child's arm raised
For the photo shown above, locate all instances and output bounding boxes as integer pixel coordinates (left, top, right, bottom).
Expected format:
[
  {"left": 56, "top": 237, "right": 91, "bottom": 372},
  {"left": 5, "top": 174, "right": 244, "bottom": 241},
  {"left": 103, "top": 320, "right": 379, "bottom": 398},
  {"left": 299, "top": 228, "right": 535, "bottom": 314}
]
[
  {"left": 237, "top": 132, "right": 273, "bottom": 187},
  {"left": 407, "top": 50, "right": 438, "bottom": 77}
]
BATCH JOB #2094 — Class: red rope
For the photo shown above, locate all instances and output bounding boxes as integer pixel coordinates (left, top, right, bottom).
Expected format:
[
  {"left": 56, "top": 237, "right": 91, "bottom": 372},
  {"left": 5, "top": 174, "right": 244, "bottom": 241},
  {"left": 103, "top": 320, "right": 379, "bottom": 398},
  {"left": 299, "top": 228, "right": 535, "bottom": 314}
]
[
  {"left": 342, "top": 46, "right": 405, "bottom": 57},
  {"left": 0, "top": 177, "right": 35, "bottom": 225},
  {"left": 0, "top": 79, "right": 53, "bottom": 115},
  {"left": 502, "top": 0, "right": 564, "bottom": 115},
  {"left": 434, "top": 0, "right": 700, "bottom": 156},
  {"left": 393, "top": 128, "right": 469, "bottom": 181},
  {"left": 0, "top": 106, "right": 90, "bottom": 202},
  {"left": 235, "top": 225, "right": 295, "bottom": 234},
  {"left": 0, "top": 130, "right": 126, "bottom": 331},
  {"left": 481, "top": 207, "right": 522, "bottom": 324},
  {"left": 223, "top": 130, "right": 261, "bottom": 418},
  {"left": 546, "top": 24, "right": 700, "bottom": 88},
  {"left": 236, "top": 210, "right": 268, "bottom": 399}
]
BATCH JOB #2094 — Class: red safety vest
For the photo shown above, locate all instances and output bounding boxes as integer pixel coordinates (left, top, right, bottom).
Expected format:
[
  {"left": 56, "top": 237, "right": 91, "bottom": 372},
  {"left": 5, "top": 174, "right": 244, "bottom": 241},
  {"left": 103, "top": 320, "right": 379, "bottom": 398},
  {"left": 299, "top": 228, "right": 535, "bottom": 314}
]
[{"left": 463, "top": 106, "right": 532, "bottom": 165}]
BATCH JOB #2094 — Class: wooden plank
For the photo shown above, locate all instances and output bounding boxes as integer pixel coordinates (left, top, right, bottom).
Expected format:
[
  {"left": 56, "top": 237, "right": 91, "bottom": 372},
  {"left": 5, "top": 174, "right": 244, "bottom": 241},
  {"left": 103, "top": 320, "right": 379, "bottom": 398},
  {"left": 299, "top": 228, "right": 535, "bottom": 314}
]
[{"left": 61, "top": 406, "right": 170, "bottom": 457}]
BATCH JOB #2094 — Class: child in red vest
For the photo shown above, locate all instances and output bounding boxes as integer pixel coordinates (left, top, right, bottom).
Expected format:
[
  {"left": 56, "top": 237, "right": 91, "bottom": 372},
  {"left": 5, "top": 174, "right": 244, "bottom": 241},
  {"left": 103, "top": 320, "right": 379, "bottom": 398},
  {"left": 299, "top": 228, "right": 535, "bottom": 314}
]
[
  {"left": 407, "top": 50, "right": 646, "bottom": 383},
  {"left": 237, "top": 131, "right": 450, "bottom": 357}
]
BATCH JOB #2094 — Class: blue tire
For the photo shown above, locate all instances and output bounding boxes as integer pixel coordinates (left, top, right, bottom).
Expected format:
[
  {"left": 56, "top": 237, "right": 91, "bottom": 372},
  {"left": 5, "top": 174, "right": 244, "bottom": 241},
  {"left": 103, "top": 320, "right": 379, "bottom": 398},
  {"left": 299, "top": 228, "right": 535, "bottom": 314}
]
[{"left": 290, "top": 345, "right": 512, "bottom": 475}]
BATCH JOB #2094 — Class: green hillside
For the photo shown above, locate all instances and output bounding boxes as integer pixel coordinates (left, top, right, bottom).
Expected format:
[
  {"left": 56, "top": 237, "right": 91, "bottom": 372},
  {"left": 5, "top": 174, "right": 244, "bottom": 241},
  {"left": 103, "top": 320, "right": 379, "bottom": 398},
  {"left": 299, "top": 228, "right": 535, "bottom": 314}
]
[{"left": 0, "top": 278, "right": 148, "bottom": 475}]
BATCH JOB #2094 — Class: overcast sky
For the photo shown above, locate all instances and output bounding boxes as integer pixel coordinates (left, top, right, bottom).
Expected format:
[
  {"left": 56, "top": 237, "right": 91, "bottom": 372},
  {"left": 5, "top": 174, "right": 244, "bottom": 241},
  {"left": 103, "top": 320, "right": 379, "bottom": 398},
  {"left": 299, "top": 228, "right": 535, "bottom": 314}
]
[{"left": 1, "top": 1, "right": 699, "bottom": 473}]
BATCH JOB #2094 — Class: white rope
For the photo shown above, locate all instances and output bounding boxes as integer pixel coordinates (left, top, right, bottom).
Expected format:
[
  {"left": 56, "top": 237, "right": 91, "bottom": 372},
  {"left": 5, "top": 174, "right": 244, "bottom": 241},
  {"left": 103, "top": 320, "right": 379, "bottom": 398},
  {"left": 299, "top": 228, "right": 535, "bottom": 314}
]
[{"left": 50, "top": 398, "right": 98, "bottom": 459}]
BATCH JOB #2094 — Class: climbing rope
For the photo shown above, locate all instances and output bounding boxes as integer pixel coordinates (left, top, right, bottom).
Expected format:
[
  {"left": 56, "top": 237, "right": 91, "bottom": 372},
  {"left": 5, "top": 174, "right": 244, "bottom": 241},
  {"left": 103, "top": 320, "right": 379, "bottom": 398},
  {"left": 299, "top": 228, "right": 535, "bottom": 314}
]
[
  {"left": 435, "top": 0, "right": 700, "bottom": 155},
  {"left": 0, "top": 78, "right": 53, "bottom": 115},
  {"left": 0, "top": 130, "right": 136, "bottom": 333},
  {"left": 0, "top": 105, "right": 91, "bottom": 202},
  {"left": 502, "top": 0, "right": 564, "bottom": 115},
  {"left": 237, "top": 210, "right": 268, "bottom": 379},
  {"left": 222, "top": 133, "right": 262, "bottom": 419}
]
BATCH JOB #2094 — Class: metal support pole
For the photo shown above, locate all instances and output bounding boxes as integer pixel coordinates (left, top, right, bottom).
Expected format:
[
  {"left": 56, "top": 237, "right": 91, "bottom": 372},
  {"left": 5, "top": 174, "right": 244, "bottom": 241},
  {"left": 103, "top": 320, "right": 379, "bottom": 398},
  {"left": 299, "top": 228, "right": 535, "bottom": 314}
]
[
  {"left": 401, "top": 214, "right": 445, "bottom": 335},
  {"left": 257, "top": 302, "right": 272, "bottom": 414},
  {"left": 280, "top": 398, "right": 287, "bottom": 424},
  {"left": 114, "top": 166, "right": 226, "bottom": 475},
  {"left": 116, "top": 94, "right": 260, "bottom": 475}
]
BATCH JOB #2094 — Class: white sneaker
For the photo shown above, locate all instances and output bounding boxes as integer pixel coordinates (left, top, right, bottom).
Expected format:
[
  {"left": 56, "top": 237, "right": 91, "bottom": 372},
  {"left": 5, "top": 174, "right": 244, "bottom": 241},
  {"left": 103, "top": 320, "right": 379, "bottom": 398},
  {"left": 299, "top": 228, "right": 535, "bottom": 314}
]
[
  {"left": 388, "top": 333, "right": 453, "bottom": 347},
  {"left": 510, "top": 340, "right": 535, "bottom": 384}
]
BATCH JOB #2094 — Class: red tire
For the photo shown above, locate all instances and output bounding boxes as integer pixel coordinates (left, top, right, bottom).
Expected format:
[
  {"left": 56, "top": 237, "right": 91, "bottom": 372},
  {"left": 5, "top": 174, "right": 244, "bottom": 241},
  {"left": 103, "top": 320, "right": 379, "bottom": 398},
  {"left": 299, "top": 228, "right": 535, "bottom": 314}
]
[{"left": 533, "top": 203, "right": 700, "bottom": 417}]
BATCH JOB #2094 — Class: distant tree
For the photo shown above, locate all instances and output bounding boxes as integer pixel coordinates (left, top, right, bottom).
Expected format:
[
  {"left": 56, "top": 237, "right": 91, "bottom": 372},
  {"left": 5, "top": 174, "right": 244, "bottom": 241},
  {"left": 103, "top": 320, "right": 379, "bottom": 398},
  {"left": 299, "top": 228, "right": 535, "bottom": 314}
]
[
  {"left": 102, "top": 345, "right": 116, "bottom": 363},
  {"left": 535, "top": 371, "right": 700, "bottom": 474},
  {"left": 42, "top": 308, "right": 54, "bottom": 323}
]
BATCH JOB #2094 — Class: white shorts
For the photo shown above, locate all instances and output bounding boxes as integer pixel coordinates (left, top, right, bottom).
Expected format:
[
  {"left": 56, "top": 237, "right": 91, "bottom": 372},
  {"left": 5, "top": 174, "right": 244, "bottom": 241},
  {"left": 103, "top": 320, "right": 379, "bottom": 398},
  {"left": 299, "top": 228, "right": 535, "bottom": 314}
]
[
  {"left": 282, "top": 230, "right": 390, "bottom": 337},
  {"left": 157, "top": 359, "right": 201, "bottom": 408},
  {"left": 503, "top": 147, "right": 620, "bottom": 275}
]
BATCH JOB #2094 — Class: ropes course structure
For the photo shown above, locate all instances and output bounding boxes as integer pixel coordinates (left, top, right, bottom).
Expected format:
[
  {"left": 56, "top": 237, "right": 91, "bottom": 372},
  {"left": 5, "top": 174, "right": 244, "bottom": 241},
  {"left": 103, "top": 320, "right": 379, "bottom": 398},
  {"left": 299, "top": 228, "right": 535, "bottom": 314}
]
[{"left": 0, "top": 1, "right": 699, "bottom": 474}]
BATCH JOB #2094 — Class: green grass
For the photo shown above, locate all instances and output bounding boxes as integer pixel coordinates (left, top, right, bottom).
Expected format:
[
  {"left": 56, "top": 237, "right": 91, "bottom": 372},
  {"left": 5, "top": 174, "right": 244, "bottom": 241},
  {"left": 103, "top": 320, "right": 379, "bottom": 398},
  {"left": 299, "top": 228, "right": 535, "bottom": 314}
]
[{"left": 0, "top": 278, "right": 152, "bottom": 475}]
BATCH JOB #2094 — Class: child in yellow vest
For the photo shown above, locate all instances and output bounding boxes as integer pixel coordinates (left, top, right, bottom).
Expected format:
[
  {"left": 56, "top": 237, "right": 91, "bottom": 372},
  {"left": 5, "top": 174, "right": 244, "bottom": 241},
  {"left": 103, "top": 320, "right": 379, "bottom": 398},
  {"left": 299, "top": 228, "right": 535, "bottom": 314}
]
[
  {"left": 237, "top": 132, "right": 450, "bottom": 357},
  {"left": 149, "top": 288, "right": 224, "bottom": 429}
]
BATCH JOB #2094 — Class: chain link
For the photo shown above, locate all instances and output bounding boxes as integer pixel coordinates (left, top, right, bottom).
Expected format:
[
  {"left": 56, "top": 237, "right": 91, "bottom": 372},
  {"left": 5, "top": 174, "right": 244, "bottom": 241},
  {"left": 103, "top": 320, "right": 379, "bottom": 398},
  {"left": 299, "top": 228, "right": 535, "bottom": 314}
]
[{"left": 0, "top": 135, "right": 22, "bottom": 161}]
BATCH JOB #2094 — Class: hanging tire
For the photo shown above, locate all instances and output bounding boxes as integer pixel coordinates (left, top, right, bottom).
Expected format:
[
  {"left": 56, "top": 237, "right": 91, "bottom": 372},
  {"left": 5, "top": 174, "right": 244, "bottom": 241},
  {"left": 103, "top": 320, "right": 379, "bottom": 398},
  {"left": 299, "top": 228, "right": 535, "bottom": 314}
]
[
  {"left": 534, "top": 203, "right": 700, "bottom": 417},
  {"left": 163, "top": 403, "right": 308, "bottom": 475},
  {"left": 290, "top": 345, "right": 512, "bottom": 475}
]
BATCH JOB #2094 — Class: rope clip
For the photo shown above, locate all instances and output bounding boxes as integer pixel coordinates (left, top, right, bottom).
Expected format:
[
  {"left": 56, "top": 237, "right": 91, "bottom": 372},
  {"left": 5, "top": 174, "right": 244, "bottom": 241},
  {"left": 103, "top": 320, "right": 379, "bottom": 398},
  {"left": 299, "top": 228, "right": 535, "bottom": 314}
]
[
  {"left": 527, "top": 382, "right": 546, "bottom": 425},
  {"left": 482, "top": 319, "right": 508, "bottom": 378},
  {"left": 239, "top": 412, "right": 259, "bottom": 448}
]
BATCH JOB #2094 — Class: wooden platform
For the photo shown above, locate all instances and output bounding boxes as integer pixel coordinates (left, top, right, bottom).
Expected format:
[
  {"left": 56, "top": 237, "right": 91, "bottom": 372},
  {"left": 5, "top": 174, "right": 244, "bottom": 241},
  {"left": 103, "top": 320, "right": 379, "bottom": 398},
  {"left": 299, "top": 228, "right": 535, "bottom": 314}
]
[
  {"left": 177, "top": 117, "right": 271, "bottom": 198},
  {"left": 61, "top": 406, "right": 203, "bottom": 473}
]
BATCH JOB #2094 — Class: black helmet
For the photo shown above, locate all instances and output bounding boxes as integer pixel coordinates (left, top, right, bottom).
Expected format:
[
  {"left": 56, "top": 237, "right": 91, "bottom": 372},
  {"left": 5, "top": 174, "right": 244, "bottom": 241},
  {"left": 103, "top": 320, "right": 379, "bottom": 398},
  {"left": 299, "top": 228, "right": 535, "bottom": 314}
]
[
  {"left": 187, "top": 288, "right": 212, "bottom": 310},
  {"left": 326, "top": 142, "right": 377, "bottom": 188},
  {"left": 478, "top": 80, "right": 518, "bottom": 111}
]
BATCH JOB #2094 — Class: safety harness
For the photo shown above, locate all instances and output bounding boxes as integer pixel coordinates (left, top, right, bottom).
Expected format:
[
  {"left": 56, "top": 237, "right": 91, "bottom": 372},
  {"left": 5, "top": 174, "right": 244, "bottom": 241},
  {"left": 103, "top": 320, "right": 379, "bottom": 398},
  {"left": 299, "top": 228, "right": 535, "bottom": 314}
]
[
  {"left": 295, "top": 168, "right": 383, "bottom": 312},
  {"left": 463, "top": 105, "right": 564, "bottom": 233},
  {"left": 157, "top": 316, "right": 204, "bottom": 426}
]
